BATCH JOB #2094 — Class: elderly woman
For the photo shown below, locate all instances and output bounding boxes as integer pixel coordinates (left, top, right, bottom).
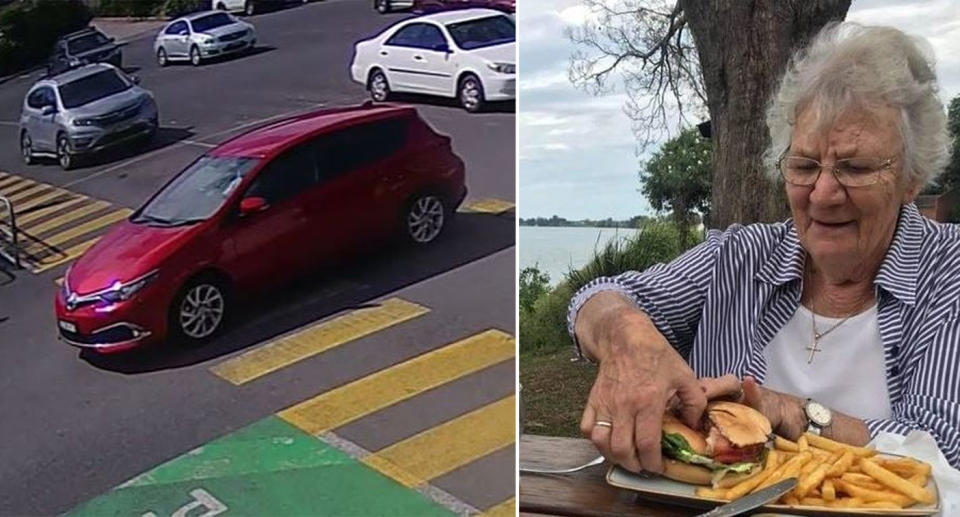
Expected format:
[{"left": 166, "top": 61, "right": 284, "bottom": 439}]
[{"left": 567, "top": 22, "right": 960, "bottom": 473}]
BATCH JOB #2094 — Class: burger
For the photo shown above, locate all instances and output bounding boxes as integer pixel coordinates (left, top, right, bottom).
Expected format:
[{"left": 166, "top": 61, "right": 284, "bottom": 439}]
[{"left": 660, "top": 401, "right": 772, "bottom": 487}]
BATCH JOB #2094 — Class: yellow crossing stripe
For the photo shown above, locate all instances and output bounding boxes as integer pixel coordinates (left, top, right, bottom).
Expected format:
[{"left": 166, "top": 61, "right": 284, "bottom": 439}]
[
  {"left": 279, "top": 329, "right": 515, "bottom": 434},
  {"left": 34, "top": 237, "right": 100, "bottom": 273},
  {"left": 362, "top": 395, "right": 515, "bottom": 487},
  {"left": 0, "top": 172, "right": 128, "bottom": 273},
  {"left": 20, "top": 200, "right": 110, "bottom": 236},
  {"left": 22, "top": 209, "right": 130, "bottom": 255},
  {"left": 5, "top": 184, "right": 51, "bottom": 203},
  {"left": 211, "top": 298, "right": 430, "bottom": 385},
  {"left": 480, "top": 497, "right": 516, "bottom": 517},
  {"left": 0, "top": 176, "right": 28, "bottom": 192},
  {"left": 459, "top": 198, "right": 515, "bottom": 215},
  {"left": 15, "top": 196, "right": 86, "bottom": 225}
]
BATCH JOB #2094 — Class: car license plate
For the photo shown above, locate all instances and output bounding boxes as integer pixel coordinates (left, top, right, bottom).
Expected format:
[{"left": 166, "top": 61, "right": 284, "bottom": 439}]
[{"left": 58, "top": 320, "right": 77, "bottom": 333}]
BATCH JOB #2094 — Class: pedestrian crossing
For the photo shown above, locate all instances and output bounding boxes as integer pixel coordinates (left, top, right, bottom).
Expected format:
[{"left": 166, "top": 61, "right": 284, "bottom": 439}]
[
  {"left": 210, "top": 298, "right": 431, "bottom": 385},
  {"left": 205, "top": 297, "right": 517, "bottom": 515},
  {"left": 0, "top": 171, "right": 130, "bottom": 273},
  {"left": 361, "top": 395, "right": 515, "bottom": 487},
  {"left": 459, "top": 198, "right": 516, "bottom": 215}
]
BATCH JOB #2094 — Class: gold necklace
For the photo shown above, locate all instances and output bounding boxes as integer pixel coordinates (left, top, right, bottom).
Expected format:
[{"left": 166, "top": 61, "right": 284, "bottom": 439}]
[{"left": 806, "top": 310, "right": 854, "bottom": 364}]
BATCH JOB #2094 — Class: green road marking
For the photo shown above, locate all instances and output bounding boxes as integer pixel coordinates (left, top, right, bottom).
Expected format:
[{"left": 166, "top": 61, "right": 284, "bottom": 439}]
[{"left": 67, "top": 417, "right": 454, "bottom": 517}]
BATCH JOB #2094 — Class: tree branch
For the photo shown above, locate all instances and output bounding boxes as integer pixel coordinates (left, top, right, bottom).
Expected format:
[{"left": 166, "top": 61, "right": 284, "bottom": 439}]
[{"left": 567, "top": 0, "right": 706, "bottom": 151}]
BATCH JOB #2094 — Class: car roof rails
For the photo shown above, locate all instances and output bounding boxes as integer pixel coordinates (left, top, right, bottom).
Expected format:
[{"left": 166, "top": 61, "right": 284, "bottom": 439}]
[{"left": 62, "top": 26, "right": 98, "bottom": 39}]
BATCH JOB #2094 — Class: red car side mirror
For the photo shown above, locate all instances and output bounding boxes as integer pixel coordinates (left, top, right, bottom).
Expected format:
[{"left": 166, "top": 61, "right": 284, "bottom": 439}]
[{"left": 239, "top": 196, "right": 268, "bottom": 216}]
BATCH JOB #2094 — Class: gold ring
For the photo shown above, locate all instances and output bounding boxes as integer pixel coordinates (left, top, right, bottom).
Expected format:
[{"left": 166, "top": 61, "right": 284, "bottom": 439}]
[{"left": 594, "top": 420, "right": 613, "bottom": 429}]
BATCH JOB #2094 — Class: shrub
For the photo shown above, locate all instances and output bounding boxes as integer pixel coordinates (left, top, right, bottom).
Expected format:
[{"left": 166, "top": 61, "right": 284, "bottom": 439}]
[
  {"left": 519, "top": 282, "right": 574, "bottom": 356},
  {"left": 162, "top": 0, "right": 207, "bottom": 17},
  {"left": 95, "top": 0, "right": 165, "bottom": 17},
  {"left": 565, "top": 220, "right": 702, "bottom": 293},
  {"left": 519, "top": 219, "right": 704, "bottom": 357},
  {"left": 519, "top": 266, "right": 550, "bottom": 314},
  {"left": 0, "top": 0, "right": 93, "bottom": 76}
]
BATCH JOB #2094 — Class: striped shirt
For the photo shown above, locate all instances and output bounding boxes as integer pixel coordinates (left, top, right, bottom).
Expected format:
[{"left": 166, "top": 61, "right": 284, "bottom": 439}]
[{"left": 567, "top": 204, "right": 960, "bottom": 467}]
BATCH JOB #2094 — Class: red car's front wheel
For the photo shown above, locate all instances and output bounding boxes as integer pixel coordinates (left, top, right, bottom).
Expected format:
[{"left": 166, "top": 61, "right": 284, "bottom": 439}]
[{"left": 169, "top": 277, "right": 229, "bottom": 346}]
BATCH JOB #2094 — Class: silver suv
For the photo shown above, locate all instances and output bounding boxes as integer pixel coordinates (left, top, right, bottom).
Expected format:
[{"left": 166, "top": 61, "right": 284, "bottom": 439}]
[
  {"left": 154, "top": 11, "right": 256, "bottom": 67},
  {"left": 19, "top": 63, "right": 159, "bottom": 170}
]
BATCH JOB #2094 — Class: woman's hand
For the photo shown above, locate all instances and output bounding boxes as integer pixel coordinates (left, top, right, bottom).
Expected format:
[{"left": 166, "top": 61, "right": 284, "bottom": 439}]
[
  {"left": 578, "top": 307, "right": 706, "bottom": 474},
  {"left": 699, "top": 375, "right": 807, "bottom": 439}
]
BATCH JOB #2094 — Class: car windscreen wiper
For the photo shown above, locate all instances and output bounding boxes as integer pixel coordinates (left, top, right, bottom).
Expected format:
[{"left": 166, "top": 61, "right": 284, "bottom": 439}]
[
  {"left": 166, "top": 218, "right": 207, "bottom": 227},
  {"left": 131, "top": 213, "right": 176, "bottom": 226}
]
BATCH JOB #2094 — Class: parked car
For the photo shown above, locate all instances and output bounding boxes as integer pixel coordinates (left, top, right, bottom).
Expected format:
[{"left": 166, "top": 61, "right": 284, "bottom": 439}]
[
  {"left": 47, "top": 27, "right": 122, "bottom": 77},
  {"left": 55, "top": 103, "right": 466, "bottom": 353},
  {"left": 154, "top": 11, "right": 256, "bottom": 67},
  {"left": 373, "top": 0, "right": 412, "bottom": 14},
  {"left": 211, "top": 0, "right": 308, "bottom": 16},
  {"left": 375, "top": 0, "right": 514, "bottom": 14},
  {"left": 351, "top": 9, "right": 515, "bottom": 112},
  {"left": 19, "top": 64, "right": 158, "bottom": 170},
  {"left": 412, "top": 0, "right": 514, "bottom": 14}
]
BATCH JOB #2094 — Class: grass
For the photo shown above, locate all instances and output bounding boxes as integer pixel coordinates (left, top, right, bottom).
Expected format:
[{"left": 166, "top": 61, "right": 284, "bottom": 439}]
[{"left": 519, "top": 348, "right": 597, "bottom": 437}]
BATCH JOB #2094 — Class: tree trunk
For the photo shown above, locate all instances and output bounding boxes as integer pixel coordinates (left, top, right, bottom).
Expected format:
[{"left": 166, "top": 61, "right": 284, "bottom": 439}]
[{"left": 680, "top": 0, "right": 851, "bottom": 229}]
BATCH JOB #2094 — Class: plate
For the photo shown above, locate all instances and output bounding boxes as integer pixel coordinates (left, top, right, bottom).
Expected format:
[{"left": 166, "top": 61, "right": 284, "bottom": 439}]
[{"left": 606, "top": 458, "right": 940, "bottom": 516}]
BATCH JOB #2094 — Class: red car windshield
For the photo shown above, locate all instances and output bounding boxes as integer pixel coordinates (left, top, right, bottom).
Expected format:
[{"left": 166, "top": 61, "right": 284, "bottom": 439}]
[
  {"left": 446, "top": 15, "right": 514, "bottom": 50},
  {"left": 133, "top": 156, "right": 259, "bottom": 226}
]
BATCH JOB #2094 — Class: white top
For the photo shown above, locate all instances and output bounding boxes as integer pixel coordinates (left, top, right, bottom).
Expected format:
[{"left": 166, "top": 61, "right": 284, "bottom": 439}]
[{"left": 762, "top": 304, "right": 892, "bottom": 420}]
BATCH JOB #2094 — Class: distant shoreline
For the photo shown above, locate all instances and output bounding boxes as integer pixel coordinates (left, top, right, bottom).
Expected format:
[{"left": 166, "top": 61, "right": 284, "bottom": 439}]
[
  {"left": 519, "top": 223, "right": 636, "bottom": 228},
  {"left": 519, "top": 217, "right": 648, "bottom": 229}
]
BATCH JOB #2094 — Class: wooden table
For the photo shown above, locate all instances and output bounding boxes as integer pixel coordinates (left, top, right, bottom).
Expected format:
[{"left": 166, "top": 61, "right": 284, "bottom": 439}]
[{"left": 520, "top": 435, "right": 703, "bottom": 517}]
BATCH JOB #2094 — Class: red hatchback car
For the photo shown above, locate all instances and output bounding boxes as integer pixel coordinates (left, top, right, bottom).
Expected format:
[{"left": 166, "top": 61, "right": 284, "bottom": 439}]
[{"left": 55, "top": 103, "right": 466, "bottom": 353}]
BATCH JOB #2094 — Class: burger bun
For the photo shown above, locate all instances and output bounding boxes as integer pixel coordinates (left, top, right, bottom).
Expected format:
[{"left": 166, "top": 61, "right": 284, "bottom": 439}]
[{"left": 660, "top": 459, "right": 761, "bottom": 488}]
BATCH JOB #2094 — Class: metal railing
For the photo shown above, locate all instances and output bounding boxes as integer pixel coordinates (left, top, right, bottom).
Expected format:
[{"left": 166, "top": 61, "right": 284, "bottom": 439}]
[{"left": 0, "top": 195, "right": 21, "bottom": 268}]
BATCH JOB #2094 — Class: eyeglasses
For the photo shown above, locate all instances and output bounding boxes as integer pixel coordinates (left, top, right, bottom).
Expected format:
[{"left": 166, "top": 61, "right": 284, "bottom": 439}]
[{"left": 777, "top": 154, "right": 897, "bottom": 187}]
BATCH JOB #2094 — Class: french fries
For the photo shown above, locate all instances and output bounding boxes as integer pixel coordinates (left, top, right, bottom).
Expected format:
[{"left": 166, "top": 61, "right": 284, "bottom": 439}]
[
  {"left": 723, "top": 449, "right": 780, "bottom": 500},
  {"left": 695, "top": 486, "right": 730, "bottom": 500},
  {"left": 838, "top": 480, "right": 914, "bottom": 506},
  {"left": 706, "top": 434, "right": 939, "bottom": 513},
  {"left": 775, "top": 436, "right": 799, "bottom": 452},
  {"left": 861, "top": 458, "right": 936, "bottom": 505},
  {"left": 804, "top": 432, "right": 877, "bottom": 458},
  {"left": 828, "top": 450, "right": 856, "bottom": 478},
  {"left": 822, "top": 479, "right": 836, "bottom": 501},
  {"left": 795, "top": 463, "right": 831, "bottom": 499}
]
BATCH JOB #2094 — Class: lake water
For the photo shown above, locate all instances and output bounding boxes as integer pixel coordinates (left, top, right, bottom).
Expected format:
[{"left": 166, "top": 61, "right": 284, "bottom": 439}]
[{"left": 519, "top": 226, "right": 641, "bottom": 285}]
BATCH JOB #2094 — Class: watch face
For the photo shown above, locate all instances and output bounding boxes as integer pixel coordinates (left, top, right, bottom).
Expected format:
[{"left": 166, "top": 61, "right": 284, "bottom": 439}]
[{"left": 807, "top": 401, "right": 831, "bottom": 426}]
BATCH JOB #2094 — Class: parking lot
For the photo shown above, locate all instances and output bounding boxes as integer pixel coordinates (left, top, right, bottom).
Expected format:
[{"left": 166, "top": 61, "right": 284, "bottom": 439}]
[{"left": 0, "top": 1, "right": 515, "bottom": 515}]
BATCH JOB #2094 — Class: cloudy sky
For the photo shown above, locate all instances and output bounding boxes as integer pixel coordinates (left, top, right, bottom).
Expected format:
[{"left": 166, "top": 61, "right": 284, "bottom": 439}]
[{"left": 518, "top": 0, "right": 960, "bottom": 220}]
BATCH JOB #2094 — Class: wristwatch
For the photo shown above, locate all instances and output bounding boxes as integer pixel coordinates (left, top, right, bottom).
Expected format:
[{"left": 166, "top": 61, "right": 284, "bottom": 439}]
[{"left": 804, "top": 399, "right": 833, "bottom": 435}]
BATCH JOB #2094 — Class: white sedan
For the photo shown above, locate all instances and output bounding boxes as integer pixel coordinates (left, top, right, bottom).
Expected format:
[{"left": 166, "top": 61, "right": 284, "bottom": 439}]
[{"left": 350, "top": 9, "right": 515, "bottom": 112}]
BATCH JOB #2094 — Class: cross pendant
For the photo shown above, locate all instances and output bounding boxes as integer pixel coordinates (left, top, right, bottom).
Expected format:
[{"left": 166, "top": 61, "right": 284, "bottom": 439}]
[{"left": 806, "top": 340, "right": 822, "bottom": 364}]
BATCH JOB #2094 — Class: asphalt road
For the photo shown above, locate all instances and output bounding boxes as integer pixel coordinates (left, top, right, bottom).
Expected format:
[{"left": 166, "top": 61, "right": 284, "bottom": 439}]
[{"left": 0, "top": 2, "right": 516, "bottom": 515}]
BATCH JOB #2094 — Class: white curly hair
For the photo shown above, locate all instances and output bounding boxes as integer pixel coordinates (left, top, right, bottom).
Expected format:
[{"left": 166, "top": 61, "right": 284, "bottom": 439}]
[{"left": 764, "top": 22, "right": 949, "bottom": 189}]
